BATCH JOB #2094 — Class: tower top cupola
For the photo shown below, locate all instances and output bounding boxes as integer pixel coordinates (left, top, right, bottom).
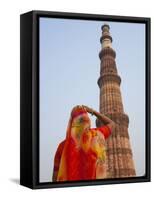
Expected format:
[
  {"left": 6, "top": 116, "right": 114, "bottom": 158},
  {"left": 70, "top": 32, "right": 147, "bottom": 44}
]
[{"left": 100, "top": 24, "right": 113, "bottom": 48}]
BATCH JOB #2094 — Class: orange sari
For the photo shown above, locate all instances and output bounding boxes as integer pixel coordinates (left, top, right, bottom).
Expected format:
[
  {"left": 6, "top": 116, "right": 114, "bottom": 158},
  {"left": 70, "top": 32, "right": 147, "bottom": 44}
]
[{"left": 52, "top": 106, "right": 111, "bottom": 182}]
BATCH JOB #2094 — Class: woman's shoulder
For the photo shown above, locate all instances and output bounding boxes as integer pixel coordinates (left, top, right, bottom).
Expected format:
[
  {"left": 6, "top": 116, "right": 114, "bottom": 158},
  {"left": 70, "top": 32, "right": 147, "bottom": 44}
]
[
  {"left": 90, "top": 125, "right": 111, "bottom": 139},
  {"left": 56, "top": 140, "right": 66, "bottom": 153}
]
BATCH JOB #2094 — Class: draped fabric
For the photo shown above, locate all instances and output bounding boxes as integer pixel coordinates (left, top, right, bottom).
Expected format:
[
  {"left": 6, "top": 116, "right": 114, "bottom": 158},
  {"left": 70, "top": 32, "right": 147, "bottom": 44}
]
[{"left": 52, "top": 106, "right": 111, "bottom": 182}]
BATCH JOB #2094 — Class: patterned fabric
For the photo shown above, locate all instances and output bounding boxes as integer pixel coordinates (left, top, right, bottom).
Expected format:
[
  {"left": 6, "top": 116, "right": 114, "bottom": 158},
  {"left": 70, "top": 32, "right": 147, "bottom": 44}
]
[{"left": 52, "top": 106, "right": 111, "bottom": 182}]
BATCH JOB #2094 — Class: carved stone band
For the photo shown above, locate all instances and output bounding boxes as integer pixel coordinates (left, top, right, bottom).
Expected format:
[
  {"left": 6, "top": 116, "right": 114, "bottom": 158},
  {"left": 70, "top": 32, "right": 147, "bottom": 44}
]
[{"left": 98, "top": 74, "right": 121, "bottom": 88}]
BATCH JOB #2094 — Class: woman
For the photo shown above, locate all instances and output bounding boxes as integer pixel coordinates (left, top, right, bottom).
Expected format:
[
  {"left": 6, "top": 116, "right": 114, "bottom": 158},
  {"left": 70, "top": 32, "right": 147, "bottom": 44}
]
[{"left": 52, "top": 105, "right": 115, "bottom": 181}]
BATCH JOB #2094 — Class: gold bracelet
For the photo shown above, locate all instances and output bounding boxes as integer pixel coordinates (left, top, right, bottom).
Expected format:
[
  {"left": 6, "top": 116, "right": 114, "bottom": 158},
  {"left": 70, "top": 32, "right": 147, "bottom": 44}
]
[{"left": 91, "top": 109, "right": 94, "bottom": 116}]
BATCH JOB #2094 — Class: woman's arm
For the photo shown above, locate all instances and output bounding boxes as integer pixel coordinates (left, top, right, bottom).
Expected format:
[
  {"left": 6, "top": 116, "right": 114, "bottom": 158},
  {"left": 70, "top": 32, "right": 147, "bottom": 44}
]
[{"left": 82, "top": 105, "right": 115, "bottom": 132}]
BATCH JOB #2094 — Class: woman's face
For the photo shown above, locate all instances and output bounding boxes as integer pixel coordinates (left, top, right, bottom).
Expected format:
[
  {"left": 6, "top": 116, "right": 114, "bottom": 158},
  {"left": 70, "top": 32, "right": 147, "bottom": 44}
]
[
  {"left": 72, "top": 113, "right": 91, "bottom": 131},
  {"left": 70, "top": 113, "right": 91, "bottom": 143}
]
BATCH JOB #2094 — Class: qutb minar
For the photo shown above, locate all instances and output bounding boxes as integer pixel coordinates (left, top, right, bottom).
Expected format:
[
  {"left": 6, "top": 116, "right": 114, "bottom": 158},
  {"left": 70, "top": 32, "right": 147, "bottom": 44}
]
[{"left": 97, "top": 24, "right": 136, "bottom": 178}]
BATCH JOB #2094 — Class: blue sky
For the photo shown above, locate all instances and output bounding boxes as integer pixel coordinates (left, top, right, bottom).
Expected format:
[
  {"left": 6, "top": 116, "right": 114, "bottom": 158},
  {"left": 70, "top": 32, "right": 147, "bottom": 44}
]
[{"left": 39, "top": 17, "right": 145, "bottom": 182}]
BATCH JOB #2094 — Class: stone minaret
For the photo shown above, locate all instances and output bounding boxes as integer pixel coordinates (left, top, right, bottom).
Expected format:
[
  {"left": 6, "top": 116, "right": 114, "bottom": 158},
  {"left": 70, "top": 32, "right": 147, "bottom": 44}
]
[{"left": 97, "top": 24, "right": 136, "bottom": 178}]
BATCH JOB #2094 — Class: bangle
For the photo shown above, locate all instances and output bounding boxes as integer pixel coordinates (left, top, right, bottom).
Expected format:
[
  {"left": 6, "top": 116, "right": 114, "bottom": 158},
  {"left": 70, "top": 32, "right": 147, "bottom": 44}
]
[{"left": 91, "top": 109, "right": 94, "bottom": 116}]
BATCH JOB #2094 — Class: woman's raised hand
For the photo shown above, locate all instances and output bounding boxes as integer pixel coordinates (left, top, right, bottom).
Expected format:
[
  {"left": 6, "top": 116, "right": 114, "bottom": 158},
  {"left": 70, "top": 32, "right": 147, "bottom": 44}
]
[{"left": 82, "top": 105, "right": 94, "bottom": 114}]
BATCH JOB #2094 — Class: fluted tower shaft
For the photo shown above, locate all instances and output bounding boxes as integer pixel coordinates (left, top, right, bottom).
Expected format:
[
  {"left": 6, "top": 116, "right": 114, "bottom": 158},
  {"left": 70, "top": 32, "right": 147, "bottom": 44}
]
[{"left": 97, "top": 24, "right": 136, "bottom": 178}]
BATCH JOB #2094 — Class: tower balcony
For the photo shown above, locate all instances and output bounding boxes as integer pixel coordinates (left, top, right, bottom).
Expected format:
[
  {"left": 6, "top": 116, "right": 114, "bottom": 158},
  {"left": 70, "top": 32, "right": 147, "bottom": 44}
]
[
  {"left": 97, "top": 73, "right": 121, "bottom": 88},
  {"left": 99, "top": 47, "right": 116, "bottom": 59},
  {"left": 100, "top": 34, "right": 113, "bottom": 43}
]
